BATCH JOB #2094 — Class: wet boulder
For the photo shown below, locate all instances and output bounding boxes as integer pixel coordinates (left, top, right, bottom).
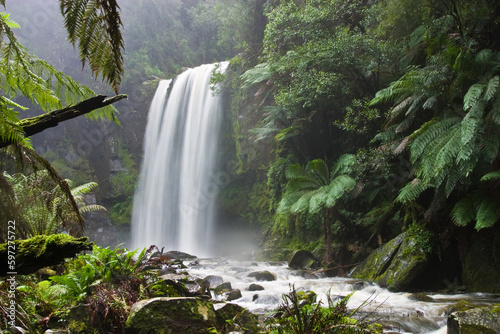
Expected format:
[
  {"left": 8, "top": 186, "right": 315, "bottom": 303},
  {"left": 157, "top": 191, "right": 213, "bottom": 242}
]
[
  {"left": 214, "top": 282, "right": 233, "bottom": 295},
  {"left": 247, "top": 270, "right": 276, "bottom": 281},
  {"left": 163, "top": 250, "right": 197, "bottom": 260},
  {"left": 125, "top": 297, "right": 219, "bottom": 334},
  {"left": 351, "top": 232, "right": 432, "bottom": 291},
  {"left": 226, "top": 289, "right": 243, "bottom": 301},
  {"left": 288, "top": 250, "right": 320, "bottom": 270},
  {"left": 204, "top": 275, "right": 224, "bottom": 287},
  {"left": 447, "top": 304, "right": 500, "bottom": 334},
  {"left": 247, "top": 283, "right": 265, "bottom": 291},
  {"left": 461, "top": 228, "right": 500, "bottom": 293},
  {"left": 216, "top": 303, "right": 261, "bottom": 334}
]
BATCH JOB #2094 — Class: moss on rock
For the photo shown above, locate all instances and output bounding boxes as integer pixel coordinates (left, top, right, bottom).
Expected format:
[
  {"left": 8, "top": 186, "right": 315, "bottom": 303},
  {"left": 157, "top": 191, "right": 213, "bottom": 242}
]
[
  {"left": 350, "top": 231, "right": 432, "bottom": 291},
  {"left": 0, "top": 234, "right": 93, "bottom": 275},
  {"left": 125, "top": 297, "right": 220, "bottom": 334},
  {"left": 448, "top": 304, "right": 500, "bottom": 334}
]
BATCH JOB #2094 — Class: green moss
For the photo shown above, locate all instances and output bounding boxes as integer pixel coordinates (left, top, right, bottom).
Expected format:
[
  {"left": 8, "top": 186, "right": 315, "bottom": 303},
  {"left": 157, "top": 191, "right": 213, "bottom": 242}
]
[
  {"left": 460, "top": 324, "right": 496, "bottom": 334},
  {"left": 18, "top": 234, "right": 81, "bottom": 258}
]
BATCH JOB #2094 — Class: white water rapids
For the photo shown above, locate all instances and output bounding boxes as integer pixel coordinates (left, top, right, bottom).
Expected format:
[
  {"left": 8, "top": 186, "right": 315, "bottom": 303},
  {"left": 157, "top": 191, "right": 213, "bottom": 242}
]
[{"left": 185, "top": 257, "right": 499, "bottom": 334}]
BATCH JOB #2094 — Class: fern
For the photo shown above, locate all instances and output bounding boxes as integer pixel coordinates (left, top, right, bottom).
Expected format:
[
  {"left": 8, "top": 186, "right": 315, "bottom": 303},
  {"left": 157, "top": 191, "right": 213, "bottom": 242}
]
[
  {"left": 306, "top": 159, "right": 329, "bottom": 185},
  {"left": 325, "top": 174, "right": 356, "bottom": 207},
  {"left": 451, "top": 196, "right": 475, "bottom": 226},
  {"left": 240, "top": 62, "right": 273, "bottom": 89},
  {"left": 410, "top": 117, "right": 461, "bottom": 163},
  {"left": 463, "top": 83, "right": 485, "bottom": 111},
  {"left": 475, "top": 196, "right": 498, "bottom": 230},
  {"left": 60, "top": 0, "right": 124, "bottom": 93},
  {"left": 397, "top": 179, "right": 431, "bottom": 203},
  {"left": 480, "top": 171, "right": 500, "bottom": 181},
  {"left": 484, "top": 75, "right": 499, "bottom": 102}
]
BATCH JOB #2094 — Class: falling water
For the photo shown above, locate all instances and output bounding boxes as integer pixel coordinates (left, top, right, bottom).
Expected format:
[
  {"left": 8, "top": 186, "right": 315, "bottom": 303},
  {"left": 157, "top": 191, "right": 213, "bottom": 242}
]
[{"left": 131, "top": 62, "right": 228, "bottom": 257}]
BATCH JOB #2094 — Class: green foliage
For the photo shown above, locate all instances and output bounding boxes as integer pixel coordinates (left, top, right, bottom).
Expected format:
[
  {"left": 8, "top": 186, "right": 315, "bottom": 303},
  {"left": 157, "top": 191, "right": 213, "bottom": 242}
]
[
  {"left": 60, "top": 0, "right": 124, "bottom": 93},
  {"left": 3, "top": 170, "right": 105, "bottom": 238},
  {"left": 49, "top": 245, "right": 146, "bottom": 303},
  {"left": 369, "top": 0, "right": 500, "bottom": 228},
  {"left": 278, "top": 156, "right": 356, "bottom": 216},
  {"left": 265, "top": 286, "right": 378, "bottom": 334}
]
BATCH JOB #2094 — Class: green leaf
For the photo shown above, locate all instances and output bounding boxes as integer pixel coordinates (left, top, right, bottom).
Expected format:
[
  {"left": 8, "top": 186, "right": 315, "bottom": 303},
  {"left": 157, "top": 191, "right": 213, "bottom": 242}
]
[
  {"left": 480, "top": 171, "right": 500, "bottom": 181},
  {"left": 463, "top": 83, "right": 485, "bottom": 111},
  {"left": 451, "top": 196, "right": 475, "bottom": 226},
  {"left": 484, "top": 75, "right": 499, "bottom": 102},
  {"left": 475, "top": 196, "right": 498, "bottom": 230}
]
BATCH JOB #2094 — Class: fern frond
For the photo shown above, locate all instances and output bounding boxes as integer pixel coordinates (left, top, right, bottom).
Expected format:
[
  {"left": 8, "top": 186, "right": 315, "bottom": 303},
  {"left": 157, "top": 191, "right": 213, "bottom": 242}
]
[
  {"left": 290, "top": 190, "right": 316, "bottom": 214},
  {"left": 305, "top": 159, "right": 329, "bottom": 185},
  {"left": 410, "top": 117, "right": 461, "bottom": 163},
  {"left": 79, "top": 204, "right": 107, "bottom": 214},
  {"left": 60, "top": 0, "right": 124, "bottom": 93},
  {"left": 475, "top": 196, "right": 498, "bottom": 230},
  {"left": 325, "top": 174, "right": 356, "bottom": 207},
  {"left": 480, "top": 171, "right": 500, "bottom": 181},
  {"left": 463, "top": 83, "right": 485, "bottom": 111},
  {"left": 240, "top": 62, "right": 273, "bottom": 89},
  {"left": 484, "top": 75, "right": 499, "bottom": 102},
  {"left": 330, "top": 154, "right": 355, "bottom": 178},
  {"left": 277, "top": 190, "right": 306, "bottom": 214},
  {"left": 71, "top": 182, "right": 99, "bottom": 197},
  {"left": 461, "top": 100, "right": 485, "bottom": 145},
  {"left": 490, "top": 94, "right": 500, "bottom": 125},
  {"left": 397, "top": 179, "right": 431, "bottom": 203},
  {"left": 451, "top": 196, "right": 475, "bottom": 226}
]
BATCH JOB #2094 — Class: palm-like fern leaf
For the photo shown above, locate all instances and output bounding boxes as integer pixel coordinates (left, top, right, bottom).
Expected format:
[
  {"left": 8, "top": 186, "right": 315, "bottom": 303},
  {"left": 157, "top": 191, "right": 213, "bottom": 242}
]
[{"left": 60, "top": 0, "right": 124, "bottom": 93}]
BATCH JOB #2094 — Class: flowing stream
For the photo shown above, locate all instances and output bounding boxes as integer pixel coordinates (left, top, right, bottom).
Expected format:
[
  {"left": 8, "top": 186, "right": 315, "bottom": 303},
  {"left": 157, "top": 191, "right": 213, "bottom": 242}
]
[
  {"left": 131, "top": 62, "right": 228, "bottom": 257},
  {"left": 185, "top": 257, "right": 499, "bottom": 334}
]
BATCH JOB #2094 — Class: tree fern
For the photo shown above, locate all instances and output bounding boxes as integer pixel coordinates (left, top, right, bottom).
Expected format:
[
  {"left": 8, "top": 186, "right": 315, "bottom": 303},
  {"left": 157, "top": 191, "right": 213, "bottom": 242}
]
[{"left": 305, "top": 159, "right": 329, "bottom": 185}]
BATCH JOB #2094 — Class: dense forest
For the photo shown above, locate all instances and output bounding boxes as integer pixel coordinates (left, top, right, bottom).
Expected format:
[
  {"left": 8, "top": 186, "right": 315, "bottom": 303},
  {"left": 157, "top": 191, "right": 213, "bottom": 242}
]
[{"left": 1, "top": 0, "right": 500, "bottom": 332}]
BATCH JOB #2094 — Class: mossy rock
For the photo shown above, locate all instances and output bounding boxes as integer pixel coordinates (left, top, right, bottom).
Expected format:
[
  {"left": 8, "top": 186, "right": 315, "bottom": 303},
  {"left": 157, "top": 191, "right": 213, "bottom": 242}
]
[
  {"left": 66, "top": 305, "right": 92, "bottom": 334},
  {"left": 216, "top": 303, "right": 260, "bottom": 334},
  {"left": 377, "top": 236, "right": 429, "bottom": 291},
  {"left": 288, "top": 250, "right": 320, "bottom": 270},
  {"left": 0, "top": 234, "right": 93, "bottom": 275},
  {"left": 125, "top": 297, "right": 220, "bottom": 334},
  {"left": 350, "top": 232, "right": 432, "bottom": 291},
  {"left": 448, "top": 304, "right": 500, "bottom": 334},
  {"left": 462, "top": 228, "right": 500, "bottom": 293},
  {"left": 350, "top": 233, "right": 405, "bottom": 281}
]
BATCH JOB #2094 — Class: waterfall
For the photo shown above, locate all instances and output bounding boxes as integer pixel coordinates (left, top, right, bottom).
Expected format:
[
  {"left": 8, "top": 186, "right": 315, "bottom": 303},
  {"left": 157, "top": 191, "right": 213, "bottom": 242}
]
[{"left": 131, "top": 62, "right": 228, "bottom": 257}]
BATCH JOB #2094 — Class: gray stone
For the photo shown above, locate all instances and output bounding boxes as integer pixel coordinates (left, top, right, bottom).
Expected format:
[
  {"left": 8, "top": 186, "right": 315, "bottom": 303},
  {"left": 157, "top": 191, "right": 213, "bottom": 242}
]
[
  {"left": 288, "top": 250, "right": 320, "bottom": 270},
  {"left": 247, "top": 283, "right": 264, "bottom": 291},
  {"left": 447, "top": 304, "right": 500, "bottom": 334},
  {"left": 216, "top": 303, "right": 260, "bottom": 334},
  {"left": 247, "top": 270, "right": 276, "bottom": 281},
  {"left": 125, "top": 297, "right": 219, "bottom": 334},
  {"left": 350, "top": 232, "right": 431, "bottom": 291}
]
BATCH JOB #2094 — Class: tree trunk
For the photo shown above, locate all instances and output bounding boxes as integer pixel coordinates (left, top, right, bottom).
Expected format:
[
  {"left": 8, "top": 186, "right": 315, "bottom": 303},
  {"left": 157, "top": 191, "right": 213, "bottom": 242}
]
[{"left": 0, "top": 94, "right": 127, "bottom": 149}]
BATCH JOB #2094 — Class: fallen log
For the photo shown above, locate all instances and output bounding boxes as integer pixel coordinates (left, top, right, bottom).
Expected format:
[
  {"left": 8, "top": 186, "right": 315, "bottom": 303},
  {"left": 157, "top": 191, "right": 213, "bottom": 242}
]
[{"left": 0, "top": 94, "right": 127, "bottom": 149}]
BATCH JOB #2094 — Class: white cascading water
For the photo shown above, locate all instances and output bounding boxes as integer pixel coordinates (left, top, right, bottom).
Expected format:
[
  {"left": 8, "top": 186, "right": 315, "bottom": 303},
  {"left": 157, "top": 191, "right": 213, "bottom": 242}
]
[{"left": 131, "top": 62, "right": 228, "bottom": 257}]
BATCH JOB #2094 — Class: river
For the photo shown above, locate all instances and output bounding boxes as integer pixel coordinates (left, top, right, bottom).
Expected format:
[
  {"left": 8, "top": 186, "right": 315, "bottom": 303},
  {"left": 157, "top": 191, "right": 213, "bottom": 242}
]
[{"left": 183, "top": 257, "right": 499, "bottom": 333}]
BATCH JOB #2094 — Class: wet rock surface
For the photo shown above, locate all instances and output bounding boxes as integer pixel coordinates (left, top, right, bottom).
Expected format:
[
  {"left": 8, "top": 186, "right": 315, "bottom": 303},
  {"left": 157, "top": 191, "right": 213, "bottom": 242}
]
[{"left": 447, "top": 304, "right": 500, "bottom": 334}]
